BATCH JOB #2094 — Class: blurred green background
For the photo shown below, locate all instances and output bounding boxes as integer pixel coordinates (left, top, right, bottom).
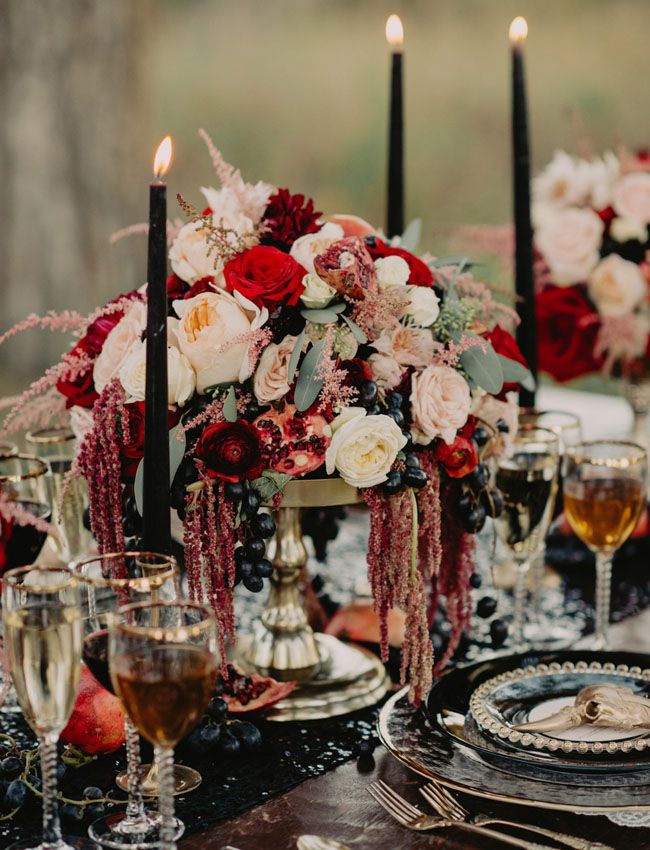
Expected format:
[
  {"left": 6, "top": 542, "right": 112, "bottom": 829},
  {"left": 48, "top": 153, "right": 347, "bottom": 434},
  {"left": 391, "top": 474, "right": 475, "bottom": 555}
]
[{"left": 2, "top": 0, "right": 650, "bottom": 386}]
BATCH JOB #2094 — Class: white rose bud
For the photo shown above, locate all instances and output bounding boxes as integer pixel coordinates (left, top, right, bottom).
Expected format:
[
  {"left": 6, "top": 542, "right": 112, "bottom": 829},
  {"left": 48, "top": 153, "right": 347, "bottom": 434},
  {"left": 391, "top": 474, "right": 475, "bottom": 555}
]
[
  {"left": 374, "top": 255, "right": 410, "bottom": 290},
  {"left": 325, "top": 412, "right": 407, "bottom": 488},
  {"left": 405, "top": 286, "right": 440, "bottom": 327},
  {"left": 93, "top": 301, "right": 147, "bottom": 394},
  {"left": 610, "top": 217, "right": 648, "bottom": 244},
  {"left": 300, "top": 272, "right": 337, "bottom": 309},
  {"left": 119, "top": 340, "right": 196, "bottom": 407}
]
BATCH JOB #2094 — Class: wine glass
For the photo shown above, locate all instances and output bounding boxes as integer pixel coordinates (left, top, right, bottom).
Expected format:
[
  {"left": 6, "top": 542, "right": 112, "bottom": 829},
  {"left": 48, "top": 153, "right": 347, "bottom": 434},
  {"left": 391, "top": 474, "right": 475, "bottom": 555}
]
[
  {"left": 518, "top": 409, "right": 583, "bottom": 648},
  {"left": 73, "top": 552, "right": 184, "bottom": 850},
  {"left": 26, "top": 427, "right": 89, "bottom": 561},
  {"left": 494, "top": 425, "right": 560, "bottom": 649},
  {"left": 0, "top": 454, "right": 51, "bottom": 714},
  {"left": 109, "top": 602, "right": 217, "bottom": 850},
  {"left": 0, "top": 440, "right": 19, "bottom": 456},
  {"left": 563, "top": 440, "right": 647, "bottom": 649},
  {"left": 2, "top": 565, "right": 92, "bottom": 850}
]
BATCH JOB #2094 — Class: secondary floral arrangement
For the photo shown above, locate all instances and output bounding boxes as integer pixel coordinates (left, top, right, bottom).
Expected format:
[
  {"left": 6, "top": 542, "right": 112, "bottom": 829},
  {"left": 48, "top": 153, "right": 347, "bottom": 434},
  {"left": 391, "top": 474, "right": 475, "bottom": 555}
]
[
  {"left": 534, "top": 147, "right": 650, "bottom": 381},
  {"left": 0, "top": 131, "right": 531, "bottom": 702}
]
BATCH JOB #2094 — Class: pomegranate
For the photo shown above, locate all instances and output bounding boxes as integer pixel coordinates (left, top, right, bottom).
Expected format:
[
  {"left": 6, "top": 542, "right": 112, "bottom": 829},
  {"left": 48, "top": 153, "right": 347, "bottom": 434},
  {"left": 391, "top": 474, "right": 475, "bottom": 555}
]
[
  {"left": 325, "top": 602, "right": 406, "bottom": 647},
  {"left": 221, "top": 665, "right": 296, "bottom": 713},
  {"left": 328, "top": 214, "right": 377, "bottom": 238},
  {"left": 253, "top": 405, "right": 329, "bottom": 477},
  {"left": 61, "top": 667, "right": 125, "bottom": 755}
]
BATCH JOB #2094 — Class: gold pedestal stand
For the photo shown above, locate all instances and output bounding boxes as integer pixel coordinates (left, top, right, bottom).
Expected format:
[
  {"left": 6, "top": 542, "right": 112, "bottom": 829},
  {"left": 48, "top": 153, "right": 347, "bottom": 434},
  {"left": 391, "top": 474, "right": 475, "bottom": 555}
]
[{"left": 238, "top": 478, "right": 390, "bottom": 721}]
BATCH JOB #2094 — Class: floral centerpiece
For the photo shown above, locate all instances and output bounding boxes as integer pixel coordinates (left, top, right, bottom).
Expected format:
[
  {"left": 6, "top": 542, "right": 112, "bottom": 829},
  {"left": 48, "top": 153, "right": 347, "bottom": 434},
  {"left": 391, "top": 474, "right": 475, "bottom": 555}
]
[
  {"left": 534, "top": 148, "right": 650, "bottom": 380},
  {"left": 0, "top": 131, "right": 531, "bottom": 702}
]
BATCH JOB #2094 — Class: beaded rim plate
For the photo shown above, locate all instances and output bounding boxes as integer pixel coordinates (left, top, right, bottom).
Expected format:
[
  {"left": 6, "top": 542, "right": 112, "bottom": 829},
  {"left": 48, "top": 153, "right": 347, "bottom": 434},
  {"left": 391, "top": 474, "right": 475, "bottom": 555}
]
[{"left": 469, "top": 660, "right": 650, "bottom": 756}]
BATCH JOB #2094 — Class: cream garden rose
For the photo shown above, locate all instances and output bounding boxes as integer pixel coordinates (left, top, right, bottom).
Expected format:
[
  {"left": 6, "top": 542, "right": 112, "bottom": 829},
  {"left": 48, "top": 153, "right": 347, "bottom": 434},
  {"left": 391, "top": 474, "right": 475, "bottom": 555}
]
[
  {"left": 367, "top": 352, "right": 403, "bottom": 390},
  {"left": 535, "top": 207, "right": 604, "bottom": 284},
  {"left": 93, "top": 301, "right": 147, "bottom": 393},
  {"left": 173, "top": 290, "right": 268, "bottom": 392},
  {"left": 587, "top": 254, "right": 647, "bottom": 318},
  {"left": 410, "top": 364, "right": 471, "bottom": 445},
  {"left": 169, "top": 220, "right": 223, "bottom": 284},
  {"left": 372, "top": 325, "right": 434, "bottom": 369},
  {"left": 290, "top": 222, "right": 344, "bottom": 273},
  {"left": 253, "top": 334, "right": 299, "bottom": 403},
  {"left": 533, "top": 150, "right": 592, "bottom": 208},
  {"left": 613, "top": 172, "right": 650, "bottom": 224},
  {"left": 374, "top": 255, "right": 410, "bottom": 290},
  {"left": 405, "top": 286, "right": 440, "bottom": 327},
  {"left": 300, "top": 272, "right": 337, "bottom": 308},
  {"left": 119, "top": 339, "right": 196, "bottom": 407},
  {"left": 325, "top": 411, "right": 407, "bottom": 488}
]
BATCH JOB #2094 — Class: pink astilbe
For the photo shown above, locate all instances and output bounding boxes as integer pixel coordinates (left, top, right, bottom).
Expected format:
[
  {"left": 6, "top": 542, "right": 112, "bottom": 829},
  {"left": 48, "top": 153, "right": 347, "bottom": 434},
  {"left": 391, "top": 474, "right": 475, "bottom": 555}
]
[
  {"left": 315, "top": 326, "right": 359, "bottom": 413},
  {"left": 0, "top": 310, "right": 85, "bottom": 349},
  {"left": 79, "top": 293, "right": 145, "bottom": 337},
  {"left": 109, "top": 219, "right": 184, "bottom": 248},
  {"left": 0, "top": 349, "right": 94, "bottom": 439},
  {"left": 430, "top": 335, "right": 486, "bottom": 370},
  {"left": 0, "top": 490, "right": 60, "bottom": 543},
  {"left": 455, "top": 275, "right": 520, "bottom": 327},
  {"left": 350, "top": 287, "right": 408, "bottom": 343},
  {"left": 364, "top": 487, "right": 432, "bottom": 703},
  {"left": 6, "top": 388, "right": 67, "bottom": 436},
  {"left": 76, "top": 380, "right": 127, "bottom": 554},
  {"left": 594, "top": 314, "right": 647, "bottom": 374},
  {"left": 182, "top": 477, "right": 236, "bottom": 672},
  {"left": 179, "top": 399, "right": 224, "bottom": 438}
]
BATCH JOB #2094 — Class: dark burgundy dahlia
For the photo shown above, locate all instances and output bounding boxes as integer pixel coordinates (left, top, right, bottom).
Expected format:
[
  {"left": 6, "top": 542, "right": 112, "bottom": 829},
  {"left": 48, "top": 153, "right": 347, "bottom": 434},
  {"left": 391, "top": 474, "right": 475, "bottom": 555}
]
[{"left": 261, "top": 188, "right": 322, "bottom": 251}]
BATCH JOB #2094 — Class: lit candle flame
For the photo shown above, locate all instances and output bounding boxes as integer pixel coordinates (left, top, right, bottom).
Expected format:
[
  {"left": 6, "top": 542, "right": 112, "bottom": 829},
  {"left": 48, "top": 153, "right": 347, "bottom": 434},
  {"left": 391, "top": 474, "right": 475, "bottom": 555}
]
[
  {"left": 385, "top": 14, "right": 404, "bottom": 47},
  {"left": 153, "top": 136, "right": 173, "bottom": 179},
  {"left": 509, "top": 16, "right": 528, "bottom": 44}
]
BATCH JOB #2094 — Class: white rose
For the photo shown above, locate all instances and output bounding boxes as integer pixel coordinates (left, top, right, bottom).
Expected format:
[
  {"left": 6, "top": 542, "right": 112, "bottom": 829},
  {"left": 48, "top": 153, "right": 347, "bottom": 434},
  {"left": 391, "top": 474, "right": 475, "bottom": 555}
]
[
  {"left": 325, "top": 412, "right": 407, "bottom": 488},
  {"left": 613, "top": 172, "right": 650, "bottom": 224},
  {"left": 118, "top": 340, "right": 196, "bottom": 407},
  {"left": 366, "top": 353, "right": 401, "bottom": 390},
  {"left": 410, "top": 365, "right": 471, "bottom": 445},
  {"left": 533, "top": 150, "right": 592, "bottom": 208},
  {"left": 405, "top": 286, "right": 440, "bottom": 327},
  {"left": 587, "top": 254, "right": 647, "bottom": 318},
  {"left": 173, "top": 290, "right": 268, "bottom": 393},
  {"left": 610, "top": 217, "right": 649, "bottom": 243},
  {"left": 200, "top": 186, "right": 256, "bottom": 233},
  {"left": 535, "top": 207, "right": 604, "bottom": 284},
  {"left": 253, "top": 334, "right": 298, "bottom": 404},
  {"left": 93, "top": 301, "right": 147, "bottom": 393},
  {"left": 290, "top": 222, "right": 344, "bottom": 274},
  {"left": 300, "top": 272, "right": 337, "bottom": 309},
  {"left": 374, "top": 256, "right": 410, "bottom": 290},
  {"left": 585, "top": 152, "right": 620, "bottom": 209},
  {"left": 324, "top": 407, "right": 366, "bottom": 437},
  {"left": 169, "top": 220, "right": 222, "bottom": 284}
]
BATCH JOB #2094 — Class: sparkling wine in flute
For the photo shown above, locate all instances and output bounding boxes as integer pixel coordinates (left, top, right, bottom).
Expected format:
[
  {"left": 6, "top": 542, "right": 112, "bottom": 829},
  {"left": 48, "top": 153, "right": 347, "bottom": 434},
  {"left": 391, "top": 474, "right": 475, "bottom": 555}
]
[
  {"left": 495, "top": 458, "right": 557, "bottom": 559},
  {"left": 82, "top": 629, "right": 113, "bottom": 694},
  {"left": 112, "top": 645, "right": 216, "bottom": 748},
  {"left": 4, "top": 604, "right": 82, "bottom": 733},
  {"left": 563, "top": 477, "right": 645, "bottom": 551},
  {"left": 44, "top": 456, "right": 88, "bottom": 559}
]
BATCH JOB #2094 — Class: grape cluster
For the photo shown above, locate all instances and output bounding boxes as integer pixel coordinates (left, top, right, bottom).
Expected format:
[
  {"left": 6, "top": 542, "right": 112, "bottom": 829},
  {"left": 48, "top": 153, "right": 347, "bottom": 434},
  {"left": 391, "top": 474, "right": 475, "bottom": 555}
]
[
  {"left": 182, "top": 694, "right": 263, "bottom": 759},
  {"left": 227, "top": 483, "right": 276, "bottom": 593},
  {"left": 454, "top": 421, "right": 507, "bottom": 534}
]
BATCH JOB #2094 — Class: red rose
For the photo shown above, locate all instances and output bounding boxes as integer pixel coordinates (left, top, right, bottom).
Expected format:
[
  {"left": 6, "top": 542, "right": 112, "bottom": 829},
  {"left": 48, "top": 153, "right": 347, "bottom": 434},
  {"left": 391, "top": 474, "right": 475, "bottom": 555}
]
[
  {"left": 121, "top": 402, "right": 181, "bottom": 480},
  {"left": 182, "top": 277, "right": 217, "bottom": 300},
  {"left": 167, "top": 273, "right": 189, "bottom": 300},
  {"left": 434, "top": 435, "right": 478, "bottom": 479},
  {"left": 56, "top": 339, "right": 99, "bottom": 409},
  {"left": 261, "top": 189, "right": 322, "bottom": 252},
  {"left": 366, "top": 239, "right": 434, "bottom": 287},
  {"left": 195, "top": 421, "right": 264, "bottom": 483},
  {"left": 536, "top": 285, "right": 603, "bottom": 382},
  {"left": 224, "top": 246, "right": 306, "bottom": 309},
  {"left": 484, "top": 325, "right": 528, "bottom": 395}
]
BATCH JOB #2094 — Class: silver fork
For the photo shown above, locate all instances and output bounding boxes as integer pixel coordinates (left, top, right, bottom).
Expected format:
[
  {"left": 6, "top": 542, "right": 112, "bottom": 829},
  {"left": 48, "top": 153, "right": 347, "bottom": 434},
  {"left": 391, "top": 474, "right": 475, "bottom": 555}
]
[
  {"left": 420, "top": 781, "right": 615, "bottom": 850},
  {"left": 367, "top": 780, "right": 553, "bottom": 850}
]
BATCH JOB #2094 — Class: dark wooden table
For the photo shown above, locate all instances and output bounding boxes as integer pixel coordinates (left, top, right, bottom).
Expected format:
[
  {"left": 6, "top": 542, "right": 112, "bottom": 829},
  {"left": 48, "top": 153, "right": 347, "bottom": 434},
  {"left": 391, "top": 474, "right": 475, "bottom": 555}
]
[{"left": 181, "top": 744, "right": 645, "bottom": 850}]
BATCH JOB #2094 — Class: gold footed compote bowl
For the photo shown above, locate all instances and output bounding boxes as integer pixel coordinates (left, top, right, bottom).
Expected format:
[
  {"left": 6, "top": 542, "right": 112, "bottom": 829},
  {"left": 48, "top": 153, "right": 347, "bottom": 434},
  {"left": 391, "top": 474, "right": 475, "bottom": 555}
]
[{"left": 238, "top": 477, "right": 390, "bottom": 721}]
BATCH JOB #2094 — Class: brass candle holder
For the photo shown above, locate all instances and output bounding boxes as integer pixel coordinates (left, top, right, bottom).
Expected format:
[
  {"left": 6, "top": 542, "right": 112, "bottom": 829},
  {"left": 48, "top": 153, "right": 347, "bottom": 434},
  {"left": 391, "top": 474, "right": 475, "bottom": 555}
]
[{"left": 238, "top": 477, "right": 390, "bottom": 721}]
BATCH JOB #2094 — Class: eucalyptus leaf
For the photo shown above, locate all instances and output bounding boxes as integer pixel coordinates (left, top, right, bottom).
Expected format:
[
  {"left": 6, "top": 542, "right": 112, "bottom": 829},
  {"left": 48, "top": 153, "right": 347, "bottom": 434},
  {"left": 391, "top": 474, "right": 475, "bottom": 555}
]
[
  {"left": 330, "top": 302, "right": 347, "bottom": 314},
  {"left": 400, "top": 218, "right": 422, "bottom": 253},
  {"left": 223, "top": 385, "right": 237, "bottom": 422},
  {"left": 342, "top": 314, "right": 367, "bottom": 344},
  {"left": 429, "top": 255, "right": 475, "bottom": 269},
  {"left": 168, "top": 424, "right": 187, "bottom": 485},
  {"left": 294, "top": 337, "right": 327, "bottom": 411},
  {"left": 287, "top": 327, "right": 306, "bottom": 384},
  {"left": 250, "top": 470, "right": 292, "bottom": 502},
  {"left": 498, "top": 354, "right": 536, "bottom": 392},
  {"left": 134, "top": 458, "right": 144, "bottom": 517},
  {"left": 300, "top": 308, "right": 339, "bottom": 324},
  {"left": 459, "top": 333, "right": 504, "bottom": 395}
]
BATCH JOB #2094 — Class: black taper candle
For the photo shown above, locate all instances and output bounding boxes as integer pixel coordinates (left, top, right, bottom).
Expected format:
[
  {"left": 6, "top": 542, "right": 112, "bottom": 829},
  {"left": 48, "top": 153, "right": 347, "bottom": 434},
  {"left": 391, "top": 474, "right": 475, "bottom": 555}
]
[
  {"left": 143, "top": 137, "right": 172, "bottom": 552},
  {"left": 510, "top": 17, "right": 537, "bottom": 407},
  {"left": 386, "top": 14, "right": 404, "bottom": 238}
]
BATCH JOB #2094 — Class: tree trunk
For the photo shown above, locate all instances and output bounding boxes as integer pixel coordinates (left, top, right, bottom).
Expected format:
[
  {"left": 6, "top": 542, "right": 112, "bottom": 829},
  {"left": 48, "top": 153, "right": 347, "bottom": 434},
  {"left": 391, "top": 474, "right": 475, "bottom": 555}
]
[{"left": 0, "top": 0, "right": 150, "bottom": 387}]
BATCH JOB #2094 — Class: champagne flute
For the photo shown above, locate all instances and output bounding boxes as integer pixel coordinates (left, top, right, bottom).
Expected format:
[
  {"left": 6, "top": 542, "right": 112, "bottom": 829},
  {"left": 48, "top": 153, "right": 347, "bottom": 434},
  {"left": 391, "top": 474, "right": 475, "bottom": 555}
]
[
  {"left": 73, "top": 552, "right": 184, "bottom": 850},
  {"left": 494, "top": 425, "right": 560, "bottom": 649},
  {"left": 2, "top": 565, "right": 92, "bottom": 850},
  {"left": 563, "top": 440, "right": 647, "bottom": 649},
  {"left": 109, "top": 602, "right": 217, "bottom": 850},
  {"left": 26, "top": 427, "right": 89, "bottom": 561}
]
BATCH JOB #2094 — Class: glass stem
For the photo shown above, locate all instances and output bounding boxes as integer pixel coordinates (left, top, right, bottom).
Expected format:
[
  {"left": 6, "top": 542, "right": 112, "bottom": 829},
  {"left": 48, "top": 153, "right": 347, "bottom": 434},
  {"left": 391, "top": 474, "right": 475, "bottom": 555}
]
[
  {"left": 124, "top": 717, "right": 146, "bottom": 823},
  {"left": 155, "top": 745, "right": 176, "bottom": 850},
  {"left": 40, "top": 732, "right": 65, "bottom": 850},
  {"left": 595, "top": 551, "right": 613, "bottom": 650},
  {"left": 512, "top": 559, "right": 530, "bottom": 649}
]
